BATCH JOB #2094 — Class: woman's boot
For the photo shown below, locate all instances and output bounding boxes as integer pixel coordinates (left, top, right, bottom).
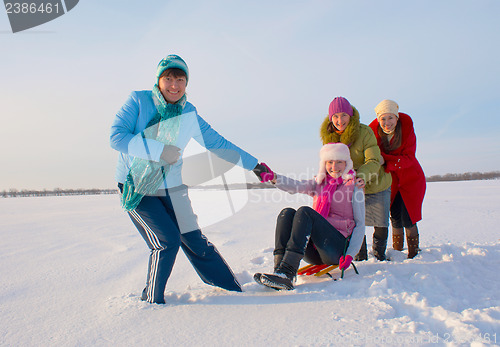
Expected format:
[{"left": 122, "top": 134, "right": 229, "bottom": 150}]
[
  {"left": 392, "top": 227, "right": 404, "bottom": 251},
  {"left": 354, "top": 235, "right": 368, "bottom": 261},
  {"left": 406, "top": 225, "right": 419, "bottom": 259},
  {"left": 273, "top": 253, "right": 284, "bottom": 273},
  {"left": 260, "top": 251, "right": 302, "bottom": 290},
  {"left": 254, "top": 253, "right": 283, "bottom": 285},
  {"left": 372, "top": 227, "right": 388, "bottom": 261}
]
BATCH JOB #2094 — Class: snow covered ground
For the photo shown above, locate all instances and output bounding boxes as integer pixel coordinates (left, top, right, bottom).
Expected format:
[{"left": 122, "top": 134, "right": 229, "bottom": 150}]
[{"left": 1, "top": 180, "right": 499, "bottom": 346}]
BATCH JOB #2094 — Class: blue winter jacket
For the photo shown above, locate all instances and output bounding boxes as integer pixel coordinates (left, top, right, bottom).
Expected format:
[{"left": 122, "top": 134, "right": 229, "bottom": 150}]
[{"left": 110, "top": 91, "right": 258, "bottom": 188}]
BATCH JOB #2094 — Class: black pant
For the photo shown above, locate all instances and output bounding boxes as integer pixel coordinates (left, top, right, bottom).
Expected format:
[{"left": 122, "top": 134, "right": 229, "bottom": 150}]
[
  {"left": 390, "top": 192, "right": 415, "bottom": 228},
  {"left": 274, "top": 206, "right": 348, "bottom": 265}
]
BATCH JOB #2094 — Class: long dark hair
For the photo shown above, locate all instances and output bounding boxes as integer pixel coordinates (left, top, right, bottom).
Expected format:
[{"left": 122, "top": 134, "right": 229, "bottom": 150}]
[
  {"left": 327, "top": 121, "right": 338, "bottom": 133},
  {"left": 379, "top": 121, "right": 402, "bottom": 152}
]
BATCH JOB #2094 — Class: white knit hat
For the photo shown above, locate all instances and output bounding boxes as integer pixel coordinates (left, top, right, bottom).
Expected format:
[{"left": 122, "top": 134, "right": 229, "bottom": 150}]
[
  {"left": 316, "top": 143, "right": 354, "bottom": 184},
  {"left": 375, "top": 99, "right": 399, "bottom": 120}
]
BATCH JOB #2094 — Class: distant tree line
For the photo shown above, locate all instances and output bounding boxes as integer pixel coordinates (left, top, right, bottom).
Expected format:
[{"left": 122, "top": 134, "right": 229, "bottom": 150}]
[
  {"left": 190, "top": 182, "right": 273, "bottom": 190},
  {"left": 2, "top": 171, "right": 499, "bottom": 198},
  {"left": 425, "top": 171, "right": 500, "bottom": 182},
  {"left": 1, "top": 188, "right": 118, "bottom": 198}
]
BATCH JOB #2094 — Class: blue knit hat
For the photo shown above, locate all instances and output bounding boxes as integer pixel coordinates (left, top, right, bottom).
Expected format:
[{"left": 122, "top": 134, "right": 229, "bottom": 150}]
[{"left": 156, "top": 55, "right": 189, "bottom": 83}]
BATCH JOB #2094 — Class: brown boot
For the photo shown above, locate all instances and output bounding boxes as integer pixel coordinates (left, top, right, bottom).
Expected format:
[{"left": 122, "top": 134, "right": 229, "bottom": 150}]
[
  {"left": 392, "top": 227, "right": 404, "bottom": 251},
  {"left": 406, "top": 225, "right": 419, "bottom": 259}
]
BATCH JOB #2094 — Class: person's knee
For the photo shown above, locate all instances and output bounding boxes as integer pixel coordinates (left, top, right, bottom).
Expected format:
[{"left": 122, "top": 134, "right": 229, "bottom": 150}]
[
  {"left": 140, "top": 225, "right": 181, "bottom": 252},
  {"left": 180, "top": 229, "right": 212, "bottom": 250},
  {"left": 278, "top": 207, "right": 296, "bottom": 219},
  {"left": 159, "top": 233, "right": 181, "bottom": 251},
  {"left": 296, "top": 206, "right": 314, "bottom": 216},
  {"left": 390, "top": 217, "right": 403, "bottom": 229}
]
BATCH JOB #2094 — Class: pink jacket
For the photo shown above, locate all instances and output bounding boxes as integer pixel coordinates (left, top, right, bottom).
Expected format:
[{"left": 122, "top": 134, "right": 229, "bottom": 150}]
[{"left": 312, "top": 180, "right": 355, "bottom": 237}]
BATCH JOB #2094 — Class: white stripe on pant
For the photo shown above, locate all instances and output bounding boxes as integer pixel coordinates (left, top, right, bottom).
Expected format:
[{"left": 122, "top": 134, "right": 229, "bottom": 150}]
[{"left": 129, "top": 209, "right": 165, "bottom": 303}]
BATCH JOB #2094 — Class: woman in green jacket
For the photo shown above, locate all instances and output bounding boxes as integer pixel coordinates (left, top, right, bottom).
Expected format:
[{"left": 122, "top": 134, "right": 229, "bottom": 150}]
[{"left": 320, "top": 97, "right": 392, "bottom": 260}]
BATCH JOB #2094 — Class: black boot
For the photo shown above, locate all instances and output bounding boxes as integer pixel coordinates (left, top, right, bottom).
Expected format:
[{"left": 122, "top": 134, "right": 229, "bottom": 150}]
[
  {"left": 372, "top": 227, "right": 388, "bottom": 261},
  {"left": 354, "top": 235, "right": 368, "bottom": 261},
  {"left": 254, "top": 253, "right": 283, "bottom": 285},
  {"left": 260, "top": 251, "right": 302, "bottom": 290},
  {"left": 273, "top": 253, "right": 284, "bottom": 272}
]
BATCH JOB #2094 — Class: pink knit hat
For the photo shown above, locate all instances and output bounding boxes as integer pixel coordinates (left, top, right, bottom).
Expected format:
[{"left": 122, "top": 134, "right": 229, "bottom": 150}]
[
  {"left": 328, "top": 97, "right": 353, "bottom": 120},
  {"left": 316, "top": 143, "right": 354, "bottom": 184}
]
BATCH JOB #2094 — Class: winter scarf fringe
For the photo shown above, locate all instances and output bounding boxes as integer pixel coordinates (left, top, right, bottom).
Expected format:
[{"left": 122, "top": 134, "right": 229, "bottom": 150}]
[
  {"left": 320, "top": 106, "right": 361, "bottom": 146},
  {"left": 121, "top": 85, "right": 186, "bottom": 211}
]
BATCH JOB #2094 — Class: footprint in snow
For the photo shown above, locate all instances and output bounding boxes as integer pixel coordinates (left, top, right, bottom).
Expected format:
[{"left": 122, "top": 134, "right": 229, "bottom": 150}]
[{"left": 250, "top": 256, "right": 265, "bottom": 265}]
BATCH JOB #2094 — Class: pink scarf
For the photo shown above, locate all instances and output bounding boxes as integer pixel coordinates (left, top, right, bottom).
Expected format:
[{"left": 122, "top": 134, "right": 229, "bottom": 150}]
[{"left": 313, "top": 175, "right": 344, "bottom": 218}]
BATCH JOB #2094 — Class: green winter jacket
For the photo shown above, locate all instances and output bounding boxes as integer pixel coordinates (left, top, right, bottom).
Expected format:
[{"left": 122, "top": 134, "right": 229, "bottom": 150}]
[{"left": 320, "top": 107, "right": 392, "bottom": 195}]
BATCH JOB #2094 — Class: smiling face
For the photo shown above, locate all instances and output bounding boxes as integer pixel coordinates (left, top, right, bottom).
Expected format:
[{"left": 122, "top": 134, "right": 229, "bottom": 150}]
[
  {"left": 158, "top": 71, "right": 187, "bottom": 103},
  {"left": 330, "top": 112, "right": 351, "bottom": 132},
  {"left": 325, "top": 160, "right": 346, "bottom": 178},
  {"left": 378, "top": 113, "right": 398, "bottom": 134}
]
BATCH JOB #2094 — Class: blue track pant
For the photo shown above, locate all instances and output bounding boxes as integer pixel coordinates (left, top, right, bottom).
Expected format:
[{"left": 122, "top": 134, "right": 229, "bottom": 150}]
[{"left": 124, "top": 185, "right": 242, "bottom": 304}]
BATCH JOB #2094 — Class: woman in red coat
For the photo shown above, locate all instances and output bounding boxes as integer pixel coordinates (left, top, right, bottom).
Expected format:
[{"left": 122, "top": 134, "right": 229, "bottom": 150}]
[{"left": 369, "top": 100, "right": 426, "bottom": 258}]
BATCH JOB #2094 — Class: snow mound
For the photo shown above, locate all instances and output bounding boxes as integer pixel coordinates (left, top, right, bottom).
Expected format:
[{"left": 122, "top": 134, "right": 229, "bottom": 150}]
[{"left": 1, "top": 180, "right": 499, "bottom": 346}]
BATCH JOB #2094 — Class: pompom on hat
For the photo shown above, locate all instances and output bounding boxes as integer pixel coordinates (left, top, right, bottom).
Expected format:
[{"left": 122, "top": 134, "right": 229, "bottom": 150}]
[
  {"left": 328, "top": 97, "right": 353, "bottom": 121},
  {"left": 316, "top": 143, "right": 354, "bottom": 184},
  {"left": 375, "top": 99, "right": 399, "bottom": 120},
  {"left": 156, "top": 54, "right": 189, "bottom": 83}
]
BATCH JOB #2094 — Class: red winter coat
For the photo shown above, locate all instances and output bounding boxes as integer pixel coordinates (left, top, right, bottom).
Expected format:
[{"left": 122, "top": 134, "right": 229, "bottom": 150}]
[{"left": 369, "top": 113, "right": 426, "bottom": 223}]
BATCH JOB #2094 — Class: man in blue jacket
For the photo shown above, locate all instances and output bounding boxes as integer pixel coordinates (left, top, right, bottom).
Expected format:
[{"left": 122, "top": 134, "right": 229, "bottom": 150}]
[{"left": 110, "top": 54, "right": 266, "bottom": 304}]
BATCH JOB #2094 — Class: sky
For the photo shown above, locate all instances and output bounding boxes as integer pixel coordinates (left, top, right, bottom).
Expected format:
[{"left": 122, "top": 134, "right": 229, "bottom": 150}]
[{"left": 1, "top": 0, "right": 500, "bottom": 190}]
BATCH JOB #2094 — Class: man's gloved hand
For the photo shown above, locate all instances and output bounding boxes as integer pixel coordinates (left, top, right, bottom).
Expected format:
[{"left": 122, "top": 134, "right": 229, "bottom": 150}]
[{"left": 160, "top": 145, "right": 181, "bottom": 165}]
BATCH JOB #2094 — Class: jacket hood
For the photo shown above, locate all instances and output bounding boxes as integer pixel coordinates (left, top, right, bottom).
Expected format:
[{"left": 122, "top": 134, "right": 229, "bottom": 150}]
[{"left": 320, "top": 106, "right": 361, "bottom": 145}]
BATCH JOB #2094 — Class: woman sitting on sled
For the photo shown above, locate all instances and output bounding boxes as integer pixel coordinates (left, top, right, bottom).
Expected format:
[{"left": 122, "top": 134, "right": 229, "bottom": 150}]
[{"left": 254, "top": 143, "right": 365, "bottom": 290}]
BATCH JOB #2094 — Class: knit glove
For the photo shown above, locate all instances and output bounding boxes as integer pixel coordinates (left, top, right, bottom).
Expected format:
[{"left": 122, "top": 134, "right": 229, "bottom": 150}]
[
  {"left": 160, "top": 145, "right": 181, "bottom": 165},
  {"left": 252, "top": 163, "right": 274, "bottom": 182},
  {"left": 338, "top": 255, "right": 353, "bottom": 271}
]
